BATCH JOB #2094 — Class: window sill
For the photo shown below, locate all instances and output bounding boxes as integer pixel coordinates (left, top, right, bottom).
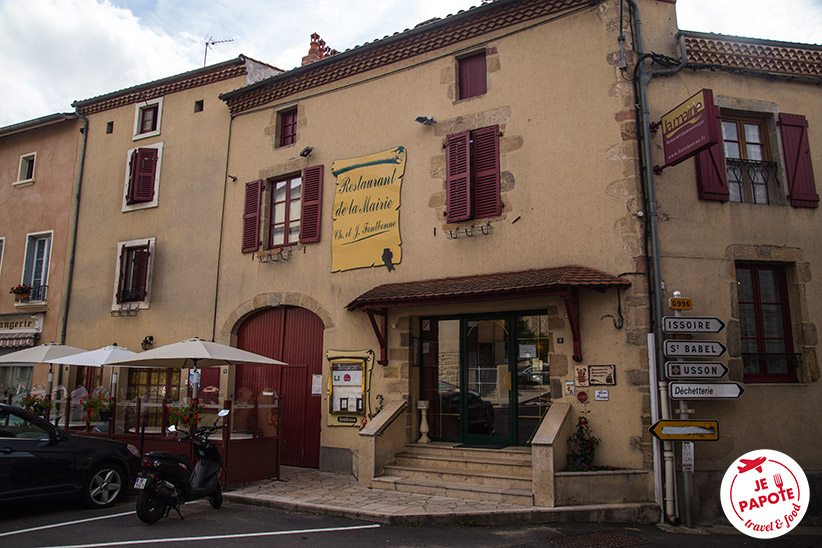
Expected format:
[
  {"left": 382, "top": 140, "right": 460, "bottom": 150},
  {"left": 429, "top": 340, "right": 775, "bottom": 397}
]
[
  {"left": 14, "top": 300, "right": 46, "bottom": 309},
  {"left": 12, "top": 179, "right": 35, "bottom": 188},
  {"left": 132, "top": 129, "right": 160, "bottom": 141}
]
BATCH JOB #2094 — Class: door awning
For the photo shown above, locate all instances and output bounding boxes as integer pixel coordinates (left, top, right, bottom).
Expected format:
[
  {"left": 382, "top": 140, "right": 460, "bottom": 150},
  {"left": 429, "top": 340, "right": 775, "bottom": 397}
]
[
  {"left": 346, "top": 265, "right": 631, "bottom": 365},
  {"left": 0, "top": 333, "right": 37, "bottom": 348}
]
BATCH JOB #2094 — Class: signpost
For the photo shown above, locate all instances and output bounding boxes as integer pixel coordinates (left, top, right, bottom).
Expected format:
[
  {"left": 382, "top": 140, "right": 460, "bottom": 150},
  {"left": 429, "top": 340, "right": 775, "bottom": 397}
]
[
  {"left": 650, "top": 419, "right": 719, "bottom": 441},
  {"left": 665, "top": 361, "right": 728, "bottom": 379},
  {"left": 662, "top": 316, "right": 726, "bottom": 334},
  {"left": 669, "top": 381, "right": 744, "bottom": 400},
  {"left": 664, "top": 340, "right": 726, "bottom": 358}
]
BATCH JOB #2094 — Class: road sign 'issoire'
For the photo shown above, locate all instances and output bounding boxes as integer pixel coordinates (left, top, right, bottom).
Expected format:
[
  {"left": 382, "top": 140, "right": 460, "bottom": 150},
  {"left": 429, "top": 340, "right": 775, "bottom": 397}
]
[
  {"left": 662, "top": 316, "right": 726, "bottom": 334},
  {"left": 650, "top": 419, "right": 719, "bottom": 441}
]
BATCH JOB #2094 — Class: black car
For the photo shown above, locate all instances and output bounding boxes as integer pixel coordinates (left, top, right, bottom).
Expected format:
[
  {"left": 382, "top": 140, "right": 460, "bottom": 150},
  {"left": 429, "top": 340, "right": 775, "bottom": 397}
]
[{"left": 0, "top": 403, "right": 140, "bottom": 508}]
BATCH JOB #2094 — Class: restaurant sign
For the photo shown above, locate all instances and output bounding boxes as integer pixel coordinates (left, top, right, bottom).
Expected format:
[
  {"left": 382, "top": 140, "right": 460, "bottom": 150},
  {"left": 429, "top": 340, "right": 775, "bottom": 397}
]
[
  {"left": 660, "top": 88, "right": 719, "bottom": 167},
  {"left": 331, "top": 147, "right": 405, "bottom": 272}
]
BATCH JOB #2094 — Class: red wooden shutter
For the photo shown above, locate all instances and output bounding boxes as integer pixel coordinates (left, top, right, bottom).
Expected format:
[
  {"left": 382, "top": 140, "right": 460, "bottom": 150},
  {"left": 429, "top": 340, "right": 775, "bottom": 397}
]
[
  {"left": 135, "top": 243, "right": 151, "bottom": 300},
  {"left": 116, "top": 245, "right": 128, "bottom": 303},
  {"left": 242, "top": 180, "right": 262, "bottom": 253},
  {"left": 779, "top": 113, "right": 818, "bottom": 208},
  {"left": 695, "top": 106, "right": 729, "bottom": 202},
  {"left": 128, "top": 148, "right": 157, "bottom": 203},
  {"left": 472, "top": 125, "right": 501, "bottom": 219},
  {"left": 446, "top": 130, "right": 472, "bottom": 222},
  {"left": 300, "top": 165, "right": 323, "bottom": 243},
  {"left": 458, "top": 51, "right": 487, "bottom": 99}
]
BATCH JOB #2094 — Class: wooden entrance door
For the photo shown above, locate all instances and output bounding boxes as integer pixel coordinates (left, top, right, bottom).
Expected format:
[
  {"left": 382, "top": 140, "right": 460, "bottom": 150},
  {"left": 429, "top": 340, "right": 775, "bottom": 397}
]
[{"left": 236, "top": 306, "right": 323, "bottom": 467}]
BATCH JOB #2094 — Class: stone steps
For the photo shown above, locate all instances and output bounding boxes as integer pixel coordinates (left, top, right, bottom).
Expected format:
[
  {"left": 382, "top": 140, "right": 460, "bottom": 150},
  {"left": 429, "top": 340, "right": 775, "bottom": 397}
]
[{"left": 373, "top": 443, "right": 534, "bottom": 505}]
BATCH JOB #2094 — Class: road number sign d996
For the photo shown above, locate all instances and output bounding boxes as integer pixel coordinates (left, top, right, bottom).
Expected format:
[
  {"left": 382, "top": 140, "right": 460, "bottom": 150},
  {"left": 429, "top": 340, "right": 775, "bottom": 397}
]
[{"left": 669, "top": 297, "right": 693, "bottom": 310}]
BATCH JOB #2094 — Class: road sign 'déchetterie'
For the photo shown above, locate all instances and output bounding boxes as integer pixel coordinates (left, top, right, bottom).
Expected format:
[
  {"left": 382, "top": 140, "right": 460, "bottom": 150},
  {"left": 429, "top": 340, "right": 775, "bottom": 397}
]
[{"left": 669, "top": 381, "right": 744, "bottom": 400}]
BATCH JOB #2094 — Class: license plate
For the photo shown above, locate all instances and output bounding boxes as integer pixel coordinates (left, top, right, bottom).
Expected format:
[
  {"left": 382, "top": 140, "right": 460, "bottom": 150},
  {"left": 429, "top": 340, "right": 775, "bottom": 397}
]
[{"left": 134, "top": 477, "right": 147, "bottom": 490}]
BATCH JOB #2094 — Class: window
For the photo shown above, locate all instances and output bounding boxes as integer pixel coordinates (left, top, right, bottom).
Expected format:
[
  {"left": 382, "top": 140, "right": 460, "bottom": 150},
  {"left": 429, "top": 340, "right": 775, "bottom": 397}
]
[
  {"left": 242, "top": 165, "right": 323, "bottom": 253},
  {"left": 722, "top": 117, "right": 776, "bottom": 204},
  {"left": 132, "top": 97, "right": 163, "bottom": 139},
  {"left": 115, "top": 240, "right": 153, "bottom": 304},
  {"left": 268, "top": 175, "right": 302, "bottom": 248},
  {"left": 458, "top": 51, "right": 487, "bottom": 100},
  {"left": 279, "top": 107, "right": 297, "bottom": 147},
  {"left": 736, "top": 263, "right": 797, "bottom": 383},
  {"left": 126, "top": 368, "right": 180, "bottom": 428},
  {"left": 106, "top": 121, "right": 114, "bottom": 134},
  {"left": 696, "top": 110, "right": 818, "bottom": 208},
  {"left": 22, "top": 232, "right": 51, "bottom": 302},
  {"left": 15, "top": 153, "right": 36, "bottom": 185},
  {"left": 123, "top": 143, "right": 162, "bottom": 210},
  {"left": 0, "top": 238, "right": 4, "bottom": 277},
  {"left": 445, "top": 125, "right": 501, "bottom": 223},
  {"left": 194, "top": 100, "right": 204, "bottom": 113}
]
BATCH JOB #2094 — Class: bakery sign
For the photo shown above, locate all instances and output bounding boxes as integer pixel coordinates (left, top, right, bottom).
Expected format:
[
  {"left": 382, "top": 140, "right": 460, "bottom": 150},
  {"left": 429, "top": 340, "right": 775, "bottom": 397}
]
[{"left": 660, "top": 88, "right": 720, "bottom": 167}]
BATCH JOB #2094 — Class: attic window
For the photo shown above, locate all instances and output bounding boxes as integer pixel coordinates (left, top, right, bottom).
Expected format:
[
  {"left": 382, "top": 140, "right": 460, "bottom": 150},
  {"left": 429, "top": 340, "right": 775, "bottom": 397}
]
[
  {"left": 106, "top": 121, "right": 114, "bottom": 134},
  {"left": 194, "top": 100, "right": 204, "bottom": 113}
]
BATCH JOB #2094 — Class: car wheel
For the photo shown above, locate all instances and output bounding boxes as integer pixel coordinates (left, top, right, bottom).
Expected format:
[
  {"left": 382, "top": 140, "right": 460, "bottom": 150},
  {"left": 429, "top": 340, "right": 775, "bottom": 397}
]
[
  {"left": 208, "top": 483, "right": 223, "bottom": 509},
  {"left": 82, "top": 463, "right": 125, "bottom": 508},
  {"left": 136, "top": 489, "right": 167, "bottom": 524}
]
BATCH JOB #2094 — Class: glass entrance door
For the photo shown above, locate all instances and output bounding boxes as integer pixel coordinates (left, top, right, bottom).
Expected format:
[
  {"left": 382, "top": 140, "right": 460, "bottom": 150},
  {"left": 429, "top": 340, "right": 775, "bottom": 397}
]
[
  {"left": 463, "top": 318, "right": 511, "bottom": 444},
  {"left": 420, "top": 312, "right": 551, "bottom": 446}
]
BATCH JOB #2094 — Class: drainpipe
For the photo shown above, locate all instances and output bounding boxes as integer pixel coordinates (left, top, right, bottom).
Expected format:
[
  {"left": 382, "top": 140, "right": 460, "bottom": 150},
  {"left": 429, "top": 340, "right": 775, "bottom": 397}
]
[
  {"left": 58, "top": 113, "right": 89, "bottom": 388},
  {"left": 624, "top": 0, "right": 688, "bottom": 525}
]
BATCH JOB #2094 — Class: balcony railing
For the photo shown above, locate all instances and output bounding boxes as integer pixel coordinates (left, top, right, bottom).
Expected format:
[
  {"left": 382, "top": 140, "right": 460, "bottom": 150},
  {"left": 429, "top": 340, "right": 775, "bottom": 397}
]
[
  {"left": 17, "top": 284, "right": 48, "bottom": 303},
  {"left": 726, "top": 159, "right": 779, "bottom": 204},
  {"left": 742, "top": 352, "right": 801, "bottom": 378}
]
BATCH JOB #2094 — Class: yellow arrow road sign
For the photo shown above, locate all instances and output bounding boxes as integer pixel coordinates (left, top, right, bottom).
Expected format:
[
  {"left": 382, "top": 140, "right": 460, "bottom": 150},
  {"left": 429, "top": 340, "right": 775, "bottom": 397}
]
[{"left": 649, "top": 419, "right": 719, "bottom": 441}]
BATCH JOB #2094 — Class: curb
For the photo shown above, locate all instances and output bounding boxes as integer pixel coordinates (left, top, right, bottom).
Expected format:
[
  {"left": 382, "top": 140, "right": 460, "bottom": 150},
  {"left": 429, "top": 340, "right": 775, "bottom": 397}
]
[{"left": 223, "top": 493, "right": 662, "bottom": 526}]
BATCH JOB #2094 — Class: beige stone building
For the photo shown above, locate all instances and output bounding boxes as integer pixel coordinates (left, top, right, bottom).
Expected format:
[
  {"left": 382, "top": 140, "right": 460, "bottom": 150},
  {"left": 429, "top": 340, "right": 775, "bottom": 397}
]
[
  {"left": 212, "top": 0, "right": 820, "bottom": 522},
  {"left": 0, "top": 113, "right": 83, "bottom": 396},
  {"left": 64, "top": 56, "right": 279, "bottom": 398},
  {"left": 23, "top": 0, "right": 818, "bottom": 525}
]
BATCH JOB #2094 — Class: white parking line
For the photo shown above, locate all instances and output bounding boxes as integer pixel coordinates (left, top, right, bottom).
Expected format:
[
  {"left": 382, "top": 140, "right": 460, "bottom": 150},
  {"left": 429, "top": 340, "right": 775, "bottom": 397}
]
[
  {"left": 0, "top": 510, "right": 135, "bottom": 538},
  {"left": 34, "top": 524, "right": 382, "bottom": 548}
]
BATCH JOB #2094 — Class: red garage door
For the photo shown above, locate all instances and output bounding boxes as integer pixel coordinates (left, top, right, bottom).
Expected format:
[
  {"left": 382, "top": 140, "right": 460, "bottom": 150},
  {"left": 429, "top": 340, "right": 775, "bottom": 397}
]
[{"left": 236, "top": 306, "right": 324, "bottom": 468}]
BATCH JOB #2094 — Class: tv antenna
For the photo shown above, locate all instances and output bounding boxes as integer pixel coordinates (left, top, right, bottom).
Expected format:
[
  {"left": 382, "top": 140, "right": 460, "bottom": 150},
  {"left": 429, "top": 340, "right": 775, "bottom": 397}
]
[{"left": 204, "top": 35, "right": 234, "bottom": 66}]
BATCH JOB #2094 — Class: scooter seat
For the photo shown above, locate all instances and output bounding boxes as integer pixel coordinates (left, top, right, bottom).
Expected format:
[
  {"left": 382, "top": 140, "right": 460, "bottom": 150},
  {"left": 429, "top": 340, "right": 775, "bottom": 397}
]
[{"left": 147, "top": 451, "right": 192, "bottom": 468}]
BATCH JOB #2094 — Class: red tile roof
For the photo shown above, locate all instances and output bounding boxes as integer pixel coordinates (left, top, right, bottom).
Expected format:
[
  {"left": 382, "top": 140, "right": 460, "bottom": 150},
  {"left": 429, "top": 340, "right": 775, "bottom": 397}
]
[
  {"left": 683, "top": 32, "right": 822, "bottom": 79},
  {"left": 346, "top": 265, "right": 630, "bottom": 310},
  {"left": 221, "top": 0, "right": 599, "bottom": 115}
]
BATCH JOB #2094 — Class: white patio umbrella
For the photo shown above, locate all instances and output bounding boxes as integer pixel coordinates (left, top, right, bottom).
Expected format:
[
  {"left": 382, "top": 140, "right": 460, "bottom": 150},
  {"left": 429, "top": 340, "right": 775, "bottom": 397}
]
[
  {"left": 109, "top": 338, "right": 286, "bottom": 399},
  {"left": 50, "top": 345, "right": 138, "bottom": 395},
  {"left": 0, "top": 342, "right": 87, "bottom": 394}
]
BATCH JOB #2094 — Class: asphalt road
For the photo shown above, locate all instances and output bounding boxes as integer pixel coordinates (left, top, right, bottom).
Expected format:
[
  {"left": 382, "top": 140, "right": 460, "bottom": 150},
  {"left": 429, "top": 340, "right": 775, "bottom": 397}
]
[{"left": 1, "top": 494, "right": 820, "bottom": 548}]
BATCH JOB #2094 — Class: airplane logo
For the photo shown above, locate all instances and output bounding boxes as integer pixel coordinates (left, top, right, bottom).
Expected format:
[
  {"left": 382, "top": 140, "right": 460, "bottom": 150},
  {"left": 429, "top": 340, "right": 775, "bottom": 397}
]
[{"left": 737, "top": 456, "right": 767, "bottom": 474}]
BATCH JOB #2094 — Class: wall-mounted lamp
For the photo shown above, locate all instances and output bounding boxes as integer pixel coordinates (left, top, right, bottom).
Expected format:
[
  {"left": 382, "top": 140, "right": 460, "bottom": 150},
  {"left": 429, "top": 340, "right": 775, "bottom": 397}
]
[
  {"left": 227, "top": 175, "right": 237, "bottom": 182},
  {"left": 415, "top": 115, "right": 436, "bottom": 125},
  {"left": 141, "top": 336, "right": 154, "bottom": 351},
  {"left": 299, "top": 146, "right": 314, "bottom": 158}
]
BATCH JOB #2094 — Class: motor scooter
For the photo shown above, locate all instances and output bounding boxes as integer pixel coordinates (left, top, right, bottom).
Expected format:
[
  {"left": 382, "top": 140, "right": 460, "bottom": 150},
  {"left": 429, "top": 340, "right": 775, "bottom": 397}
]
[{"left": 134, "top": 409, "right": 229, "bottom": 524}]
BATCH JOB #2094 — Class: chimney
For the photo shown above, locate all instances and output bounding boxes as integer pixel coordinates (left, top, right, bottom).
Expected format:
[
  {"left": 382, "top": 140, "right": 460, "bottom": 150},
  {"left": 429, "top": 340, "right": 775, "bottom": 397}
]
[{"left": 301, "top": 33, "right": 339, "bottom": 66}]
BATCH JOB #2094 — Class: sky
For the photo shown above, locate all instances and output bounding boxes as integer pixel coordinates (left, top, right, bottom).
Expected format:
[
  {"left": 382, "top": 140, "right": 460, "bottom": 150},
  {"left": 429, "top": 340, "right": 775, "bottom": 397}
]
[{"left": 1, "top": 0, "right": 820, "bottom": 128}]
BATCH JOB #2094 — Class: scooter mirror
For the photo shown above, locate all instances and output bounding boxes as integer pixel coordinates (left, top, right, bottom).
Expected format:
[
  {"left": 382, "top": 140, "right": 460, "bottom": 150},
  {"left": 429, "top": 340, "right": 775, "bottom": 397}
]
[
  {"left": 218, "top": 409, "right": 230, "bottom": 417},
  {"left": 168, "top": 424, "right": 177, "bottom": 433}
]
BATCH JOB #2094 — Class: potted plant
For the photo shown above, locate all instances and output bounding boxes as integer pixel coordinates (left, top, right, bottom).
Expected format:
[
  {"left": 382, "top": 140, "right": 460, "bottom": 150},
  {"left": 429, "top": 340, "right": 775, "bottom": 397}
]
[
  {"left": 168, "top": 402, "right": 204, "bottom": 428},
  {"left": 21, "top": 394, "right": 51, "bottom": 417},
  {"left": 566, "top": 410, "right": 601, "bottom": 470},
  {"left": 80, "top": 394, "right": 114, "bottom": 422},
  {"left": 9, "top": 284, "right": 33, "bottom": 301}
]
